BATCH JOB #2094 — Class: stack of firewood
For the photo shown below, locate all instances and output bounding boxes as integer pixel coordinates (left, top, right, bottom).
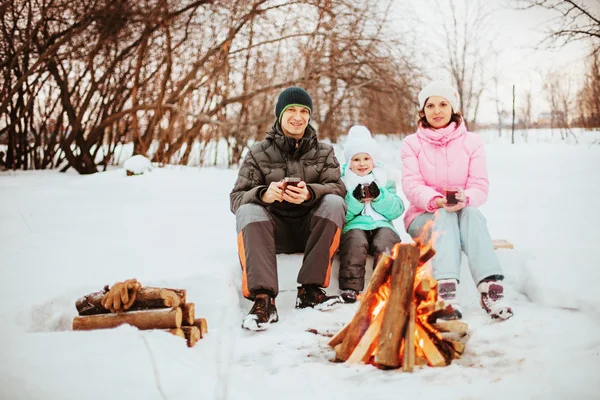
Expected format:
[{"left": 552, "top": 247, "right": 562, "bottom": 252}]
[
  {"left": 73, "top": 285, "right": 207, "bottom": 347},
  {"left": 328, "top": 243, "right": 470, "bottom": 370}
]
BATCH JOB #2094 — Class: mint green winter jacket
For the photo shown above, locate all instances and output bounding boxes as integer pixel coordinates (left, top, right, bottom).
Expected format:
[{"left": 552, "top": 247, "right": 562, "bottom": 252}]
[{"left": 342, "top": 164, "right": 405, "bottom": 234}]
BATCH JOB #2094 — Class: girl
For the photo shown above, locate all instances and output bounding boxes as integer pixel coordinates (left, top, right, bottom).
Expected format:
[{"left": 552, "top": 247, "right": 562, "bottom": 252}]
[{"left": 338, "top": 125, "right": 404, "bottom": 303}]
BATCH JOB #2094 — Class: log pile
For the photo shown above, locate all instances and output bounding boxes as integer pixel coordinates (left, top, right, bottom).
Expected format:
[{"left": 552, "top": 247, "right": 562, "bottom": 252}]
[
  {"left": 73, "top": 284, "right": 207, "bottom": 347},
  {"left": 328, "top": 243, "right": 470, "bottom": 370}
]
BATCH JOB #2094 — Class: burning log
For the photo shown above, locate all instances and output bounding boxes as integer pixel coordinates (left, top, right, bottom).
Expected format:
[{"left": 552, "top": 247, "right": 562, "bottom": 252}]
[
  {"left": 329, "top": 242, "right": 469, "bottom": 371},
  {"left": 375, "top": 244, "right": 420, "bottom": 368},
  {"left": 432, "top": 320, "right": 469, "bottom": 334},
  {"left": 402, "top": 302, "right": 416, "bottom": 372},
  {"left": 76, "top": 286, "right": 187, "bottom": 315},
  {"left": 328, "top": 323, "right": 350, "bottom": 348},
  {"left": 72, "top": 308, "right": 182, "bottom": 331},
  {"left": 347, "top": 311, "right": 384, "bottom": 364},
  {"left": 336, "top": 252, "right": 395, "bottom": 361},
  {"left": 414, "top": 322, "right": 446, "bottom": 367}
]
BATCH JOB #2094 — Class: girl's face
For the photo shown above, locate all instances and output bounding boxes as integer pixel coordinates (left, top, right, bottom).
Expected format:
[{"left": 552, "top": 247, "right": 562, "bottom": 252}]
[
  {"left": 424, "top": 96, "right": 452, "bottom": 129},
  {"left": 350, "top": 153, "right": 374, "bottom": 176}
]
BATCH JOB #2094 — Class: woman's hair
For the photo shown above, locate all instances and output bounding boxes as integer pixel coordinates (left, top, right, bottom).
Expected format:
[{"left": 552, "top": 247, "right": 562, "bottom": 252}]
[{"left": 417, "top": 109, "right": 463, "bottom": 129}]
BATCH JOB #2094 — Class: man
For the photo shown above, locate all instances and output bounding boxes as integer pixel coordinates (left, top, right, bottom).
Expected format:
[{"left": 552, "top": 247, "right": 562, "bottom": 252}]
[{"left": 230, "top": 86, "right": 347, "bottom": 331}]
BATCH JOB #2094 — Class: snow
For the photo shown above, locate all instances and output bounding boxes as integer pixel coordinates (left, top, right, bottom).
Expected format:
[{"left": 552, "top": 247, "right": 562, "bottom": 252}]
[
  {"left": 123, "top": 155, "right": 153, "bottom": 175},
  {"left": 1, "top": 134, "right": 600, "bottom": 400}
]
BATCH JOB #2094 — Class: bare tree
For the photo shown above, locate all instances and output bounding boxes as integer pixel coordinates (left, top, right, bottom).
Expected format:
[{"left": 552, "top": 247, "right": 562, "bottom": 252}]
[
  {"left": 513, "top": 0, "right": 600, "bottom": 48},
  {"left": 1, "top": 0, "right": 423, "bottom": 172},
  {"left": 431, "top": 0, "right": 494, "bottom": 130}
]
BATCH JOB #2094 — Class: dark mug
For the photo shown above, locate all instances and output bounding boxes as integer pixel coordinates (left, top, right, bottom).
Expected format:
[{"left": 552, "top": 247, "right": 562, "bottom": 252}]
[
  {"left": 444, "top": 188, "right": 459, "bottom": 205},
  {"left": 282, "top": 177, "right": 301, "bottom": 191},
  {"left": 362, "top": 183, "right": 374, "bottom": 200}
]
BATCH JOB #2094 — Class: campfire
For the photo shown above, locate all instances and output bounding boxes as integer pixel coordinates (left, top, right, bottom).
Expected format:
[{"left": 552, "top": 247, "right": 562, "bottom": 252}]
[{"left": 328, "top": 243, "right": 469, "bottom": 370}]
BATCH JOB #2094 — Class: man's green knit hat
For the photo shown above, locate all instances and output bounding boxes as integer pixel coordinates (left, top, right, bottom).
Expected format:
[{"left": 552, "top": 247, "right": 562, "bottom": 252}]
[{"left": 275, "top": 86, "right": 313, "bottom": 123}]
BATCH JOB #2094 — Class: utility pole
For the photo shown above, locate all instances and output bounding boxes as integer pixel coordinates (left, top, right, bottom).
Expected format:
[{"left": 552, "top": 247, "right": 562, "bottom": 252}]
[{"left": 511, "top": 84, "right": 516, "bottom": 145}]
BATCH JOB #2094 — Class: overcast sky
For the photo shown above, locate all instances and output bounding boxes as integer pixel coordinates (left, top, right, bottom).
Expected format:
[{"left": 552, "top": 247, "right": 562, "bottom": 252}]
[{"left": 390, "top": 0, "right": 597, "bottom": 124}]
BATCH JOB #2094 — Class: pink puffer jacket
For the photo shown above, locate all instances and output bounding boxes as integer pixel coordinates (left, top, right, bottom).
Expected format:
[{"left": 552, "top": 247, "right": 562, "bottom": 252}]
[{"left": 401, "top": 121, "right": 489, "bottom": 230}]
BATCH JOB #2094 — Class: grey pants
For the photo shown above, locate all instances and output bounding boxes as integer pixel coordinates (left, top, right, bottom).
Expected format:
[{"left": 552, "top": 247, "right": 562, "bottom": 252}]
[
  {"left": 407, "top": 207, "right": 503, "bottom": 285},
  {"left": 338, "top": 227, "right": 401, "bottom": 292},
  {"left": 235, "top": 194, "right": 347, "bottom": 299}
]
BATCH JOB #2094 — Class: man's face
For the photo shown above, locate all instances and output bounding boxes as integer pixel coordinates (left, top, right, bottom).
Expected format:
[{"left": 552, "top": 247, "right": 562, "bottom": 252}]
[
  {"left": 349, "top": 153, "right": 374, "bottom": 176},
  {"left": 280, "top": 106, "right": 310, "bottom": 139}
]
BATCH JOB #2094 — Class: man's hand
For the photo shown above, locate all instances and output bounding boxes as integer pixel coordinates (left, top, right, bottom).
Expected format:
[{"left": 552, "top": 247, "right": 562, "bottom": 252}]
[
  {"left": 283, "top": 181, "right": 311, "bottom": 204},
  {"left": 261, "top": 181, "right": 285, "bottom": 204},
  {"left": 101, "top": 279, "right": 142, "bottom": 313}
]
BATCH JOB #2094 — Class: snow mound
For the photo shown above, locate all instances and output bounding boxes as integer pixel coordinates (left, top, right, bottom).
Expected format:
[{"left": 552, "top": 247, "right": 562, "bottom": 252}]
[{"left": 123, "top": 155, "right": 152, "bottom": 175}]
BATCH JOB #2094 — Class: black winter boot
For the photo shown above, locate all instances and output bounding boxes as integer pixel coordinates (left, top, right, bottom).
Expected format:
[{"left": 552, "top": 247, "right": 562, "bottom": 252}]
[
  {"left": 242, "top": 293, "right": 279, "bottom": 331},
  {"left": 340, "top": 289, "right": 358, "bottom": 304},
  {"left": 295, "top": 285, "right": 343, "bottom": 310}
]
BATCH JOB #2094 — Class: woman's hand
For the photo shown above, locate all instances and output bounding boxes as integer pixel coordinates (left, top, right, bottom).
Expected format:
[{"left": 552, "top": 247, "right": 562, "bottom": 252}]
[{"left": 436, "top": 192, "right": 467, "bottom": 213}]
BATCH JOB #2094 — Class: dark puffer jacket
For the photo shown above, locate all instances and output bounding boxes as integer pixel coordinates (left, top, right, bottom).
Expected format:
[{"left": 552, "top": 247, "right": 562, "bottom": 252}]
[{"left": 230, "top": 122, "right": 346, "bottom": 218}]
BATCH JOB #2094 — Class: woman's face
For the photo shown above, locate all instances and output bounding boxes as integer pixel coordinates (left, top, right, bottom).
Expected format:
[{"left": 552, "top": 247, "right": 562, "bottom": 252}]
[
  {"left": 350, "top": 153, "right": 374, "bottom": 176},
  {"left": 424, "top": 96, "right": 452, "bottom": 129}
]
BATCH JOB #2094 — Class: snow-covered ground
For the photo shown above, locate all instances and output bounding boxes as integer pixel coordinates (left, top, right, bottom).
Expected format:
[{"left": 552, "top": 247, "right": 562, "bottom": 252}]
[{"left": 1, "top": 137, "right": 599, "bottom": 400}]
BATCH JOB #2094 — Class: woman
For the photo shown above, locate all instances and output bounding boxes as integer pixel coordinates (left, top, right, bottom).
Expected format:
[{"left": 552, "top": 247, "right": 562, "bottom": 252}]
[{"left": 401, "top": 81, "right": 513, "bottom": 321}]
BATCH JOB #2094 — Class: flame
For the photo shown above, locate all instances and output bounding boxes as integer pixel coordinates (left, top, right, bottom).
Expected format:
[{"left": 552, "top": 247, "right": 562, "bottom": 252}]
[{"left": 372, "top": 280, "right": 390, "bottom": 317}]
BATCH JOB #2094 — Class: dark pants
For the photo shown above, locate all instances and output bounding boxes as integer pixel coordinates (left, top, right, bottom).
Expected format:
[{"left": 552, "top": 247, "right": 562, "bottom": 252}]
[
  {"left": 235, "top": 195, "right": 346, "bottom": 299},
  {"left": 338, "top": 227, "right": 401, "bottom": 292}
]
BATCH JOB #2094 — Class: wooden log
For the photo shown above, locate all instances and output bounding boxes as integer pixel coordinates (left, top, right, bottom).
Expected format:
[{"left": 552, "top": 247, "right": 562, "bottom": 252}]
[
  {"left": 432, "top": 321, "right": 469, "bottom": 335},
  {"left": 492, "top": 239, "right": 514, "bottom": 250},
  {"left": 414, "top": 321, "right": 446, "bottom": 367},
  {"left": 337, "top": 250, "right": 395, "bottom": 361},
  {"left": 402, "top": 302, "right": 416, "bottom": 372},
  {"left": 192, "top": 318, "right": 208, "bottom": 337},
  {"left": 418, "top": 245, "right": 436, "bottom": 265},
  {"left": 415, "top": 356, "right": 428, "bottom": 366},
  {"left": 346, "top": 311, "right": 384, "bottom": 364},
  {"left": 415, "top": 278, "right": 431, "bottom": 298},
  {"left": 76, "top": 286, "right": 187, "bottom": 316},
  {"left": 328, "top": 323, "right": 350, "bottom": 347},
  {"left": 165, "top": 328, "right": 185, "bottom": 339},
  {"left": 181, "top": 303, "right": 195, "bottom": 326},
  {"left": 181, "top": 326, "right": 201, "bottom": 347},
  {"left": 72, "top": 308, "right": 182, "bottom": 331},
  {"left": 375, "top": 244, "right": 420, "bottom": 368},
  {"left": 446, "top": 339, "right": 465, "bottom": 357}
]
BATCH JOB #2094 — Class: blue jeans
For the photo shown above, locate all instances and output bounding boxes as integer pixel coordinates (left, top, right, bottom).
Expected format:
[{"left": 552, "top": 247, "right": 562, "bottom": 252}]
[{"left": 407, "top": 207, "right": 503, "bottom": 285}]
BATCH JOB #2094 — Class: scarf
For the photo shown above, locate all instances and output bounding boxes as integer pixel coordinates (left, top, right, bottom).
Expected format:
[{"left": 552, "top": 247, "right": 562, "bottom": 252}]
[
  {"left": 416, "top": 121, "right": 467, "bottom": 146},
  {"left": 343, "top": 164, "right": 387, "bottom": 222}
]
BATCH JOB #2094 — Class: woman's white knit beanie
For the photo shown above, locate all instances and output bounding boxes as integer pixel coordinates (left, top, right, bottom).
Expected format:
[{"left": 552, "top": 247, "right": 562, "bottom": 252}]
[
  {"left": 418, "top": 81, "right": 460, "bottom": 112},
  {"left": 344, "top": 125, "right": 378, "bottom": 163}
]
